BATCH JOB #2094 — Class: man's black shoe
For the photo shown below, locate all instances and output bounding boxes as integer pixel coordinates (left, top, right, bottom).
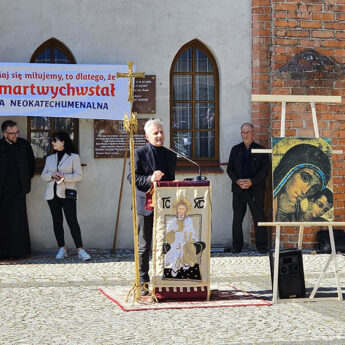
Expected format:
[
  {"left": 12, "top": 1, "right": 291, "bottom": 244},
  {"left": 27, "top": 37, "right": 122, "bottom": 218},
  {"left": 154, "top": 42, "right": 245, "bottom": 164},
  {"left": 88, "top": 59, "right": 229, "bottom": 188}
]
[
  {"left": 258, "top": 248, "right": 268, "bottom": 254},
  {"left": 140, "top": 288, "right": 149, "bottom": 297},
  {"left": 140, "top": 283, "right": 150, "bottom": 296},
  {"left": 231, "top": 248, "right": 242, "bottom": 254}
]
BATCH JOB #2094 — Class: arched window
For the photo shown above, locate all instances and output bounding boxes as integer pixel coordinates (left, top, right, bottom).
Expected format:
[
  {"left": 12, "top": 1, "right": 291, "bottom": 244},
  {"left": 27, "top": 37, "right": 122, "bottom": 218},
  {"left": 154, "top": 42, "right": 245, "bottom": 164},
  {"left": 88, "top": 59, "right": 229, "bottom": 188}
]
[
  {"left": 170, "top": 40, "right": 219, "bottom": 169},
  {"left": 28, "top": 38, "right": 79, "bottom": 170},
  {"left": 30, "top": 38, "right": 75, "bottom": 64}
]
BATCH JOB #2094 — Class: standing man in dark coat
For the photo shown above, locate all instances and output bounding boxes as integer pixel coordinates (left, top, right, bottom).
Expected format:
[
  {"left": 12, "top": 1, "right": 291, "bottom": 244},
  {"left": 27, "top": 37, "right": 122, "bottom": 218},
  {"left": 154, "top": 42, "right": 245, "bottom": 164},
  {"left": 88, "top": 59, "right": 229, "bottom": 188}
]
[
  {"left": 227, "top": 123, "right": 269, "bottom": 254},
  {"left": 128, "top": 119, "right": 176, "bottom": 295},
  {"left": 0, "top": 120, "right": 35, "bottom": 259}
]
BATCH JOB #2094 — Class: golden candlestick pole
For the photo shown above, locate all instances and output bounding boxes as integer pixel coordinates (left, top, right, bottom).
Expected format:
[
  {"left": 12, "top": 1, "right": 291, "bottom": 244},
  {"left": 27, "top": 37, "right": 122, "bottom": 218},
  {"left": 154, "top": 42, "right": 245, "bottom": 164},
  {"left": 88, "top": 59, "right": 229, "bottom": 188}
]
[
  {"left": 123, "top": 113, "right": 141, "bottom": 301},
  {"left": 117, "top": 62, "right": 145, "bottom": 302}
]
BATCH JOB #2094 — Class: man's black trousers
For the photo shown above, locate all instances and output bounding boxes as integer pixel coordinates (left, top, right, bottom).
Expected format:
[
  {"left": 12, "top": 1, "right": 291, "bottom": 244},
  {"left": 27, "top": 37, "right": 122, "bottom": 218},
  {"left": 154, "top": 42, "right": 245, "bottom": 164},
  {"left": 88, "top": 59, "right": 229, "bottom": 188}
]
[
  {"left": 232, "top": 190, "right": 268, "bottom": 251},
  {"left": 137, "top": 213, "right": 153, "bottom": 283}
]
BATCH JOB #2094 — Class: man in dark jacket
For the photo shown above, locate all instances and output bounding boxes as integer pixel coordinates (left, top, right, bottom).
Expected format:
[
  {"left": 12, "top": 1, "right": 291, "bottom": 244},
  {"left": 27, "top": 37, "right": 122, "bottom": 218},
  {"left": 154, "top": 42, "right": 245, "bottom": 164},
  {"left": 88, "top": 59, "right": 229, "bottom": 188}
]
[
  {"left": 128, "top": 119, "right": 176, "bottom": 294},
  {"left": 227, "top": 123, "right": 269, "bottom": 254},
  {"left": 0, "top": 120, "right": 35, "bottom": 259}
]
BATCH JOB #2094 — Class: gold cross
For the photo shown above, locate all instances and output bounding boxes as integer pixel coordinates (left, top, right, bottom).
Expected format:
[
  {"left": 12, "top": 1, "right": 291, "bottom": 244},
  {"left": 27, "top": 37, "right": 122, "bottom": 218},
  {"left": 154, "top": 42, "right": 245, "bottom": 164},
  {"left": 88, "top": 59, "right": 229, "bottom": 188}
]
[{"left": 116, "top": 61, "right": 145, "bottom": 103}]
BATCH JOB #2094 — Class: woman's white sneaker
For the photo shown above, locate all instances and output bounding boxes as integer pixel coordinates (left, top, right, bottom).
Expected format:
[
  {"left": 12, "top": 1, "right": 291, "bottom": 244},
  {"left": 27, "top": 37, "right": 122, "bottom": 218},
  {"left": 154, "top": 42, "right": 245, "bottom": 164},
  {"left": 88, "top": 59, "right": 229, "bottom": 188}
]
[
  {"left": 56, "top": 247, "right": 67, "bottom": 259},
  {"left": 78, "top": 249, "right": 91, "bottom": 261}
]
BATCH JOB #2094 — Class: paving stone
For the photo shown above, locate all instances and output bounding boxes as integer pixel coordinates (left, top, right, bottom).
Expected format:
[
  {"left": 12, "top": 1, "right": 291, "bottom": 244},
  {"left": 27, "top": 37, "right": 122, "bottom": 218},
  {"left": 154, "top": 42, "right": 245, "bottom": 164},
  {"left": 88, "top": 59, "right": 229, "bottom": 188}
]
[{"left": 0, "top": 250, "right": 344, "bottom": 344}]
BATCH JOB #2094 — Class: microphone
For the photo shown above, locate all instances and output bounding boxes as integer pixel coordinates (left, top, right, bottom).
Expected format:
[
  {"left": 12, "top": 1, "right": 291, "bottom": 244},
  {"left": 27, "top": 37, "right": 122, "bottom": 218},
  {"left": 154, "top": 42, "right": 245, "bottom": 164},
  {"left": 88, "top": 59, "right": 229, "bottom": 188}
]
[{"left": 163, "top": 145, "right": 207, "bottom": 181}]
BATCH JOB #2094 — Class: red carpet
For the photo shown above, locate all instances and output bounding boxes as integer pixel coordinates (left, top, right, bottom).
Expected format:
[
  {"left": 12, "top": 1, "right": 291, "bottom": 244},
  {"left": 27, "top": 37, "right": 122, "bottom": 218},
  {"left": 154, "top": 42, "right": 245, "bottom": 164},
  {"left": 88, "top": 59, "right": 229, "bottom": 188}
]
[{"left": 99, "top": 283, "right": 271, "bottom": 311}]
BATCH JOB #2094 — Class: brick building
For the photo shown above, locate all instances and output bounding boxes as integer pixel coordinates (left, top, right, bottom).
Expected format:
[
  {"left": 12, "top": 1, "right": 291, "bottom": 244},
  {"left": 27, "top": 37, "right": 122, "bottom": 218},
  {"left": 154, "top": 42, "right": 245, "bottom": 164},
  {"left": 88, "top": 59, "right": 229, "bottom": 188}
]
[{"left": 252, "top": 0, "right": 345, "bottom": 248}]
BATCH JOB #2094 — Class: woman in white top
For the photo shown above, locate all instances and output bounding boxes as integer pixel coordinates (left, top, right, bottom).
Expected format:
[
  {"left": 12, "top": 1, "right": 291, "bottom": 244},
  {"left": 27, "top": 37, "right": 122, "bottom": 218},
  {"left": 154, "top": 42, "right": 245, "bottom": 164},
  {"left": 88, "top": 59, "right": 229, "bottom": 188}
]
[{"left": 41, "top": 131, "right": 91, "bottom": 261}]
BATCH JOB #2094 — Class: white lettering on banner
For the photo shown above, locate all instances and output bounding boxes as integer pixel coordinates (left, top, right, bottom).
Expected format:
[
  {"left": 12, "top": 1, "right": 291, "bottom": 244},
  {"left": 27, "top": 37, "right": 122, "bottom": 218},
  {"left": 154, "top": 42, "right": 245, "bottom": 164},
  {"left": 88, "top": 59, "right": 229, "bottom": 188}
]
[
  {"left": 0, "top": 63, "right": 130, "bottom": 120},
  {"left": 0, "top": 83, "right": 115, "bottom": 99}
]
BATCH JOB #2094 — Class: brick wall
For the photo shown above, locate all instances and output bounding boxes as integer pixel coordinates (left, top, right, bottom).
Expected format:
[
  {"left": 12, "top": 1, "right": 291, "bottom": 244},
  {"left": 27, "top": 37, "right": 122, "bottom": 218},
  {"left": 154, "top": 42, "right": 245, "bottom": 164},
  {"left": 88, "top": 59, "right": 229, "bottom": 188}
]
[{"left": 252, "top": 0, "right": 345, "bottom": 249}]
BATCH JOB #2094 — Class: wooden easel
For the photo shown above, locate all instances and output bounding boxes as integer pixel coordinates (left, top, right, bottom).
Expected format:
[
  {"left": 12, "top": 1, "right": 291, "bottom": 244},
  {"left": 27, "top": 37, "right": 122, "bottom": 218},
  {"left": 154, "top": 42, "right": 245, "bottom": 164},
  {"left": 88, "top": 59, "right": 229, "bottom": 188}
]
[{"left": 251, "top": 94, "right": 344, "bottom": 303}]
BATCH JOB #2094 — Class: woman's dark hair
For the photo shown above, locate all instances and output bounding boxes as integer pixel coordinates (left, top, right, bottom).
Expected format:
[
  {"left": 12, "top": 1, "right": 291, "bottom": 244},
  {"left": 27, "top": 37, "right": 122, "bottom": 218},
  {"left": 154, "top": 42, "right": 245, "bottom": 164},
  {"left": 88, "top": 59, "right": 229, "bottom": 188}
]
[
  {"left": 273, "top": 143, "right": 331, "bottom": 192},
  {"left": 52, "top": 131, "right": 76, "bottom": 155}
]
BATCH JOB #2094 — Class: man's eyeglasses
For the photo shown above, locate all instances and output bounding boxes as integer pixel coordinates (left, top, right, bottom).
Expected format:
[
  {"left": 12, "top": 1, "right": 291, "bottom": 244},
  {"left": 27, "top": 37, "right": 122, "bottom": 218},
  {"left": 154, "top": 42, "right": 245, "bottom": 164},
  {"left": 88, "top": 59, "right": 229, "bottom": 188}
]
[{"left": 5, "top": 130, "right": 20, "bottom": 136}]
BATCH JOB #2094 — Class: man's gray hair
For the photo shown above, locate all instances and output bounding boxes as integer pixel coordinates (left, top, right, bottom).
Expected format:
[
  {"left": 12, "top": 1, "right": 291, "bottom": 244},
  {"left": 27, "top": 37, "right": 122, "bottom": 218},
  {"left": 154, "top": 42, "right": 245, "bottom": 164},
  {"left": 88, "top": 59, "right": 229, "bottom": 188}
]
[
  {"left": 144, "top": 118, "right": 164, "bottom": 134},
  {"left": 241, "top": 123, "right": 254, "bottom": 130}
]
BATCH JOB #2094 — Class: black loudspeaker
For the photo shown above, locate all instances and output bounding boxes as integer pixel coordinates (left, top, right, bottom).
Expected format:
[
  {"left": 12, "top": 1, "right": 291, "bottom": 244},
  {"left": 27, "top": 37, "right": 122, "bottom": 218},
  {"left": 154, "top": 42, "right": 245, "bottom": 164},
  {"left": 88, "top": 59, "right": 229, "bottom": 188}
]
[{"left": 269, "top": 249, "right": 306, "bottom": 299}]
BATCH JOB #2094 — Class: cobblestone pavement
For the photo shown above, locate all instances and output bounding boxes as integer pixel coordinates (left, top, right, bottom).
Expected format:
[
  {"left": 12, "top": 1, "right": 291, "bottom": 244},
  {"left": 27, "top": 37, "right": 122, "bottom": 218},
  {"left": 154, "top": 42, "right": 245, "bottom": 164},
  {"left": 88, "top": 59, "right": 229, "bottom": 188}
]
[{"left": 0, "top": 249, "right": 344, "bottom": 345}]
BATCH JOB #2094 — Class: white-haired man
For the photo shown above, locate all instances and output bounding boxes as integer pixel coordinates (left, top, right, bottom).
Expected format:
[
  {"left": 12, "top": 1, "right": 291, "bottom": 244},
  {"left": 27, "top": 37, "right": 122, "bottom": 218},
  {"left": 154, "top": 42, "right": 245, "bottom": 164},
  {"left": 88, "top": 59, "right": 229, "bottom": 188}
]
[
  {"left": 128, "top": 119, "right": 176, "bottom": 295},
  {"left": 227, "top": 123, "right": 269, "bottom": 254}
]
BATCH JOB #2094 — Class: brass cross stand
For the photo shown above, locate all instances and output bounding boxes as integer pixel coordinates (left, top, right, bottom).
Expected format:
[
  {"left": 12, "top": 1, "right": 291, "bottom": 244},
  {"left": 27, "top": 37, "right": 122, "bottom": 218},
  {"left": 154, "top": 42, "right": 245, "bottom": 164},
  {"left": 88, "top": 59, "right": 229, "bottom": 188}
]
[{"left": 117, "top": 62, "right": 145, "bottom": 302}]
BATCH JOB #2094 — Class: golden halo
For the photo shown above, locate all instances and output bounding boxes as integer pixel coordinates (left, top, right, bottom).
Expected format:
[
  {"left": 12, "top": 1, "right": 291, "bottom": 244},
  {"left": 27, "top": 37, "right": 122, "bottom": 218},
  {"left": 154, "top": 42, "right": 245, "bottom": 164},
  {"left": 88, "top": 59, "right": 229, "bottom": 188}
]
[{"left": 172, "top": 197, "right": 192, "bottom": 216}]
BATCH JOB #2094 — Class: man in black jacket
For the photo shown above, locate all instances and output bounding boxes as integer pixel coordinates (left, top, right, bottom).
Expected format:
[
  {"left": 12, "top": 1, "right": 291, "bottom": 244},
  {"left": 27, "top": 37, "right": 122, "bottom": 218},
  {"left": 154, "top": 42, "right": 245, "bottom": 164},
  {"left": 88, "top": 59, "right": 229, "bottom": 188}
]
[
  {"left": 128, "top": 119, "right": 176, "bottom": 293},
  {"left": 227, "top": 123, "right": 269, "bottom": 254},
  {"left": 0, "top": 120, "right": 35, "bottom": 259}
]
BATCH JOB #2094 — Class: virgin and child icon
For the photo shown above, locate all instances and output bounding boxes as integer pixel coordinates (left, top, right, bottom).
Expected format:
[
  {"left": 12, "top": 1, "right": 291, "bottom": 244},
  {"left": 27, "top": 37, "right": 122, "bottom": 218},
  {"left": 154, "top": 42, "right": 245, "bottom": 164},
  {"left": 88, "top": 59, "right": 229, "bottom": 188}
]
[
  {"left": 272, "top": 137, "right": 333, "bottom": 222},
  {"left": 162, "top": 197, "right": 206, "bottom": 280}
]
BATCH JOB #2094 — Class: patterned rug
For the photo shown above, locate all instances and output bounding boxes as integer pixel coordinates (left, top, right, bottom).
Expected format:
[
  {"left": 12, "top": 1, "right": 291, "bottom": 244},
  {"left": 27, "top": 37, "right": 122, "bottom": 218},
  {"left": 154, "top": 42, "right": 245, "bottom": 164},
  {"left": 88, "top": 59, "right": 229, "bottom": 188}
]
[{"left": 99, "top": 283, "right": 272, "bottom": 311}]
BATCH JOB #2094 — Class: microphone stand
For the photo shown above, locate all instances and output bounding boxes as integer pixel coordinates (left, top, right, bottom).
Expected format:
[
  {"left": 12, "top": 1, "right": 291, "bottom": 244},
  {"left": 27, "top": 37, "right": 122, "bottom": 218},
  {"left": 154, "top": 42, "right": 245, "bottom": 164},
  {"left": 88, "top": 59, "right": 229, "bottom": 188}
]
[{"left": 163, "top": 145, "right": 207, "bottom": 181}]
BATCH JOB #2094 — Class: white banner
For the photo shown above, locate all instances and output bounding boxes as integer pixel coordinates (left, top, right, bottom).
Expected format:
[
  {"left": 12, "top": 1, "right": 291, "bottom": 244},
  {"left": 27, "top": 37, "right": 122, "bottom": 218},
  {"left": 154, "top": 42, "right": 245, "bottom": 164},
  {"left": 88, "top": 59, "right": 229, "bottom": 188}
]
[{"left": 0, "top": 63, "right": 131, "bottom": 120}]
